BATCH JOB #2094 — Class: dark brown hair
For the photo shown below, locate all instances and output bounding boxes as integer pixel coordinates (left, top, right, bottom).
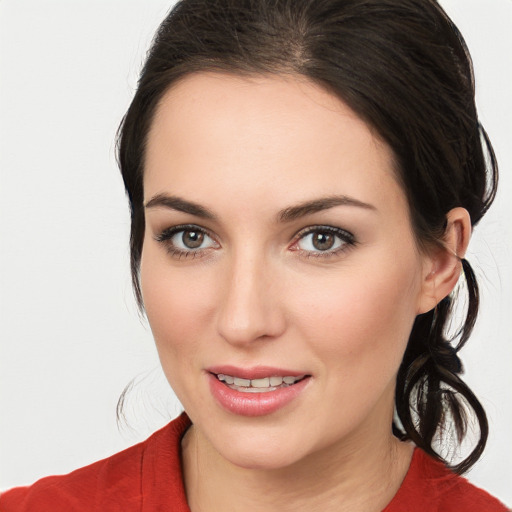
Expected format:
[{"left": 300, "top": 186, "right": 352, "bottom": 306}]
[{"left": 117, "top": 0, "right": 498, "bottom": 473}]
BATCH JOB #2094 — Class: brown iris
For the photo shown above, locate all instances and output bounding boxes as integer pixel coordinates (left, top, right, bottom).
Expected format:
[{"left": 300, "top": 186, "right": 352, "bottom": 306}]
[
  {"left": 312, "top": 232, "right": 335, "bottom": 251},
  {"left": 182, "top": 230, "right": 204, "bottom": 249}
]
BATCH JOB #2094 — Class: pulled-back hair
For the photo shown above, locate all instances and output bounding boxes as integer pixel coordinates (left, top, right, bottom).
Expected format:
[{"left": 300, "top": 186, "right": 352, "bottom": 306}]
[{"left": 117, "top": 0, "right": 498, "bottom": 473}]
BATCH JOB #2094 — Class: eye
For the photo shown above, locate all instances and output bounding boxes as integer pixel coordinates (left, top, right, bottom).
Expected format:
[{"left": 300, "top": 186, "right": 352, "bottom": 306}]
[
  {"left": 292, "top": 226, "right": 355, "bottom": 256},
  {"left": 155, "top": 224, "right": 218, "bottom": 258}
]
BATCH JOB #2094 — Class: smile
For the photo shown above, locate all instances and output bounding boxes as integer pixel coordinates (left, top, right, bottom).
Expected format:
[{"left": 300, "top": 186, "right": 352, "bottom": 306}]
[
  {"left": 215, "top": 373, "right": 306, "bottom": 393},
  {"left": 207, "top": 368, "right": 311, "bottom": 416}
]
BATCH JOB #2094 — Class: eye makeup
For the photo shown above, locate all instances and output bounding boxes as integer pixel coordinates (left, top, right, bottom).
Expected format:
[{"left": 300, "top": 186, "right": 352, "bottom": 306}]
[
  {"left": 154, "top": 223, "right": 357, "bottom": 261},
  {"left": 289, "top": 225, "right": 357, "bottom": 259},
  {"left": 154, "top": 224, "right": 219, "bottom": 259}
]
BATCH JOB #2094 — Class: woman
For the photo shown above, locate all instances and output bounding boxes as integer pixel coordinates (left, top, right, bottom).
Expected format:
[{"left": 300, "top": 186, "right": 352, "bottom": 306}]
[{"left": 1, "top": 0, "right": 509, "bottom": 510}]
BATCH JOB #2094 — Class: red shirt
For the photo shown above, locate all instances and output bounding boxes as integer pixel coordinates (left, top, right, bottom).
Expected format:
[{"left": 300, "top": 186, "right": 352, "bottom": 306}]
[{"left": 1, "top": 413, "right": 508, "bottom": 511}]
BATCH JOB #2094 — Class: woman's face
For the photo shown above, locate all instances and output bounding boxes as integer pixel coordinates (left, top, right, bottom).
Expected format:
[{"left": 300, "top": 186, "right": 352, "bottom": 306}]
[{"left": 141, "top": 73, "right": 433, "bottom": 469}]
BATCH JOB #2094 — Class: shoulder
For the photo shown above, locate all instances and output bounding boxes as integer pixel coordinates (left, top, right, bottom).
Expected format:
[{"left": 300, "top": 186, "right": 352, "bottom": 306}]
[
  {"left": 0, "top": 444, "right": 144, "bottom": 512},
  {"left": 385, "top": 447, "right": 509, "bottom": 512},
  {"left": 0, "top": 413, "right": 191, "bottom": 512}
]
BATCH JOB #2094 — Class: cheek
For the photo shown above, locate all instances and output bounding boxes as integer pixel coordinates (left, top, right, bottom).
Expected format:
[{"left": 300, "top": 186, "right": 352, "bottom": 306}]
[
  {"left": 140, "top": 246, "right": 218, "bottom": 372},
  {"left": 291, "top": 256, "right": 422, "bottom": 382}
]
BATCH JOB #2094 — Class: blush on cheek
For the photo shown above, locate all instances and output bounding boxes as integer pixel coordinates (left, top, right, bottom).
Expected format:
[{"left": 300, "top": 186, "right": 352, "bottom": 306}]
[
  {"left": 141, "top": 259, "right": 218, "bottom": 355},
  {"left": 295, "top": 264, "right": 417, "bottom": 384}
]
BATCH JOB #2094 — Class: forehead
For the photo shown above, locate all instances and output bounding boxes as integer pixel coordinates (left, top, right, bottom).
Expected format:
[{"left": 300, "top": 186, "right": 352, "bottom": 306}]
[{"left": 144, "top": 72, "right": 403, "bottom": 214}]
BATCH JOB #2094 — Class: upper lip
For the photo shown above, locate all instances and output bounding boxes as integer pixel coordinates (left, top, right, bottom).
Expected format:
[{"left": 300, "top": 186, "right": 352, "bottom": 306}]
[{"left": 206, "top": 365, "right": 308, "bottom": 380}]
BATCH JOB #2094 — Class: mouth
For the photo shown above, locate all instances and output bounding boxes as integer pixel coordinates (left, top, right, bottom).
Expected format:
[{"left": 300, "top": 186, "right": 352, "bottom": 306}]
[
  {"left": 212, "top": 373, "right": 308, "bottom": 393},
  {"left": 206, "top": 367, "right": 312, "bottom": 416}
]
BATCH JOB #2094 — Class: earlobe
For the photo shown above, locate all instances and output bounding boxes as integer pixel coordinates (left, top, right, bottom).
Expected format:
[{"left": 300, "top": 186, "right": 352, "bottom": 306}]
[{"left": 417, "top": 207, "right": 471, "bottom": 314}]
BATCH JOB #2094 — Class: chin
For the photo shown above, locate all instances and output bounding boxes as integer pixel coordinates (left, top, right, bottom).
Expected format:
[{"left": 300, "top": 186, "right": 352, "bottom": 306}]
[
  {"left": 222, "top": 443, "right": 305, "bottom": 471},
  {"left": 204, "top": 420, "right": 315, "bottom": 471}
]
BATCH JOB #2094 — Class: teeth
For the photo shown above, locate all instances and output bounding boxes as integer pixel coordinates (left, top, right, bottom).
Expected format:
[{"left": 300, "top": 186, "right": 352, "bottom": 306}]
[
  {"left": 239, "top": 386, "right": 270, "bottom": 393},
  {"left": 233, "top": 377, "right": 251, "bottom": 387},
  {"left": 251, "top": 377, "right": 270, "bottom": 388},
  {"left": 217, "top": 374, "right": 235, "bottom": 384},
  {"left": 270, "top": 376, "right": 283, "bottom": 386},
  {"left": 216, "top": 373, "right": 304, "bottom": 390}
]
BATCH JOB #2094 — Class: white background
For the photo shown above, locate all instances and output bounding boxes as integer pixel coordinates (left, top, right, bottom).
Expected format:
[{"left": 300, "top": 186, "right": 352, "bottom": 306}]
[{"left": 0, "top": 0, "right": 511, "bottom": 505}]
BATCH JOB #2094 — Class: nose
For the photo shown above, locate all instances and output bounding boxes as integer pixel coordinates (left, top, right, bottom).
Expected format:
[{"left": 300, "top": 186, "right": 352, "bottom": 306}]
[{"left": 216, "top": 252, "right": 286, "bottom": 347}]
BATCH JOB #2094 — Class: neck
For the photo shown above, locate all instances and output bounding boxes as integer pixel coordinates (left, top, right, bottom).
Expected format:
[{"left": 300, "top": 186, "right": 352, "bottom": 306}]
[{"left": 182, "top": 413, "right": 413, "bottom": 512}]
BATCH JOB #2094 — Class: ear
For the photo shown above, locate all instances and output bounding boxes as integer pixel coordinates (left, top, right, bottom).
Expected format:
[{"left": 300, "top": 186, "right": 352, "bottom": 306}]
[{"left": 417, "top": 207, "right": 471, "bottom": 314}]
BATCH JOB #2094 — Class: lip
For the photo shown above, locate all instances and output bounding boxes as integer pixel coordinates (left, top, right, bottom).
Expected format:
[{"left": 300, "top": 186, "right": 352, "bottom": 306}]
[
  {"left": 206, "top": 365, "right": 307, "bottom": 380},
  {"left": 206, "top": 366, "right": 311, "bottom": 417}
]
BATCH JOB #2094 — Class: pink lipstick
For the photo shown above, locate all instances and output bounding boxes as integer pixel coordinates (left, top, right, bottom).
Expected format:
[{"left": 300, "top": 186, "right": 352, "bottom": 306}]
[{"left": 206, "top": 366, "right": 311, "bottom": 417}]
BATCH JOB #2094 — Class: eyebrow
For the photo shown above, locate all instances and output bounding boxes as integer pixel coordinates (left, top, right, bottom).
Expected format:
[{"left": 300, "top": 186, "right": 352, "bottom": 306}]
[
  {"left": 277, "top": 195, "right": 377, "bottom": 222},
  {"left": 145, "top": 193, "right": 217, "bottom": 220},
  {"left": 144, "top": 193, "right": 376, "bottom": 222}
]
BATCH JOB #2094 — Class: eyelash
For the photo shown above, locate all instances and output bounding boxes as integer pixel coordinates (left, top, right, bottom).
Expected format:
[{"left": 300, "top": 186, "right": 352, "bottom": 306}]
[
  {"left": 291, "top": 225, "right": 356, "bottom": 259},
  {"left": 154, "top": 224, "right": 356, "bottom": 260},
  {"left": 154, "top": 224, "right": 218, "bottom": 260}
]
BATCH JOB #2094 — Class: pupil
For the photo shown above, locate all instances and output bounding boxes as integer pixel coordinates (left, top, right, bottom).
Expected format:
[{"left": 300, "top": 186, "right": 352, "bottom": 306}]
[
  {"left": 183, "top": 231, "right": 204, "bottom": 249},
  {"left": 312, "top": 232, "right": 334, "bottom": 251}
]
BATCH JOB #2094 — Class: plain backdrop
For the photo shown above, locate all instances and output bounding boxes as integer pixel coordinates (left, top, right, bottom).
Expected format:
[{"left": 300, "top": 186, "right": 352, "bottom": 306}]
[{"left": 0, "top": 0, "right": 511, "bottom": 504}]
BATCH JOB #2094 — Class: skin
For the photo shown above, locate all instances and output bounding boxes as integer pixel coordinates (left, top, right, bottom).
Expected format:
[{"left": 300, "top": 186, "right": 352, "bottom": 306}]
[{"left": 140, "top": 73, "right": 470, "bottom": 512}]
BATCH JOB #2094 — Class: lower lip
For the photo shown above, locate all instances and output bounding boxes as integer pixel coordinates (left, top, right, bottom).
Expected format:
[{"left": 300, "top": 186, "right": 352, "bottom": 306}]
[{"left": 207, "top": 373, "right": 310, "bottom": 417}]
